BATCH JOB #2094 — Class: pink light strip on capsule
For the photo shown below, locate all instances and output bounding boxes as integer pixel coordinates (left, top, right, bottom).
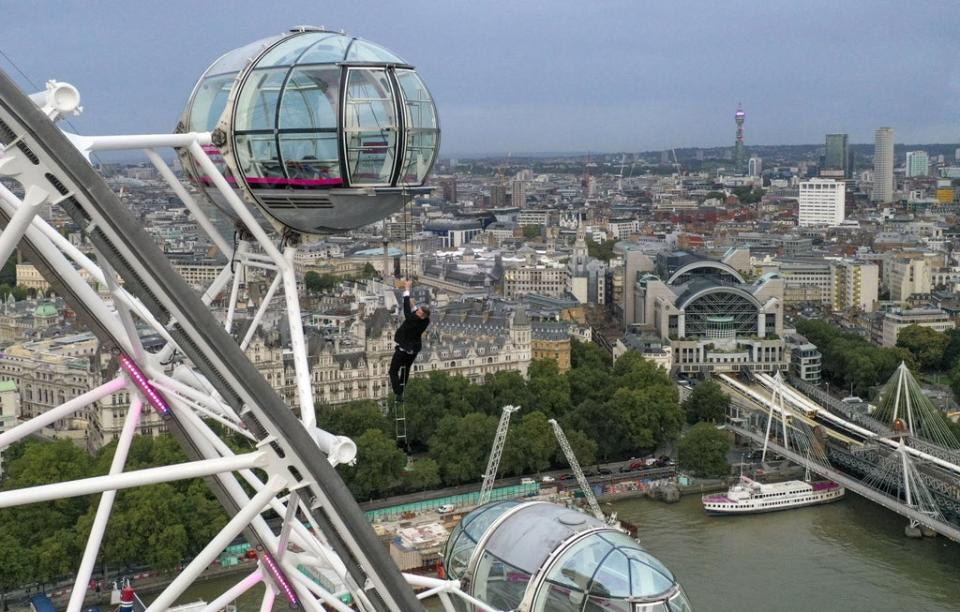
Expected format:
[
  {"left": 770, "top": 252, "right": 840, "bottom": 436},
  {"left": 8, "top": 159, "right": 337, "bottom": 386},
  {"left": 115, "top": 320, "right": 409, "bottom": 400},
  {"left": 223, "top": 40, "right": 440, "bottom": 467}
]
[
  {"left": 259, "top": 551, "right": 300, "bottom": 607},
  {"left": 119, "top": 354, "right": 171, "bottom": 417}
]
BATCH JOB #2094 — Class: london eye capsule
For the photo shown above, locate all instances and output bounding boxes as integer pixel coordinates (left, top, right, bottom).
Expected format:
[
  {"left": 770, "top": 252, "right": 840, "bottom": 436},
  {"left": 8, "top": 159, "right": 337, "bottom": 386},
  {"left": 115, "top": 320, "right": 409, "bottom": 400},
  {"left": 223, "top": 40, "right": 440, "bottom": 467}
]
[{"left": 178, "top": 27, "right": 439, "bottom": 234}]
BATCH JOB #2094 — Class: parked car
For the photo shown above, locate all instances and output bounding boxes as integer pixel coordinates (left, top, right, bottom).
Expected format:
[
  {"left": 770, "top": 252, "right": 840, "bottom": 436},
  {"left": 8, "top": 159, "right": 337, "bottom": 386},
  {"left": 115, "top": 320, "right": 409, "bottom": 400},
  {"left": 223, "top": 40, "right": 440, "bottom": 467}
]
[
  {"left": 437, "top": 504, "right": 455, "bottom": 514},
  {"left": 558, "top": 473, "right": 574, "bottom": 481},
  {"left": 541, "top": 475, "right": 556, "bottom": 483},
  {"left": 598, "top": 467, "right": 612, "bottom": 476},
  {"left": 520, "top": 477, "right": 536, "bottom": 485}
]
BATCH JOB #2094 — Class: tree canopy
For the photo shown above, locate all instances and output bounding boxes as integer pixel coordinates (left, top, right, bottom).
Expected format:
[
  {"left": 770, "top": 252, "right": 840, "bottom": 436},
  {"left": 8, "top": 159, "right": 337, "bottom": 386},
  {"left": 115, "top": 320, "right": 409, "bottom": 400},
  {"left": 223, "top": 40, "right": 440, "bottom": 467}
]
[
  {"left": 0, "top": 436, "right": 229, "bottom": 588},
  {"left": 304, "top": 270, "right": 338, "bottom": 293},
  {"left": 678, "top": 423, "right": 731, "bottom": 477},
  {"left": 586, "top": 238, "right": 616, "bottom": 262},
  {"left": 682, "top": 379, "right": 730, "bottom": 424},
  {"left": 896, "top": 325, "right": 948, "bottom": 371},
  {"left": 797, "top": 319, "right": 913, "bottom": 397}
]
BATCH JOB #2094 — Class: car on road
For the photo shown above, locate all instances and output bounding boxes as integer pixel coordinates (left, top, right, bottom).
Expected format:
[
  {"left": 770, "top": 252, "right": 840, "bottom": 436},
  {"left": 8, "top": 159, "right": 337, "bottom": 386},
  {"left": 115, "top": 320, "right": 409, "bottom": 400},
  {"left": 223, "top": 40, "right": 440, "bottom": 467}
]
[
  {"left": 597, "top": 467, "right": 612, "bottom": 476},
  {"left": 558, "top": 473, "right": 574, "bottom": 481},
  {"left": 541, "top": 475, "right": 556, "bottom": 483},
  {"left": 520, "top": 477, "right": 536, "bottom": 485},
  {"left": 437, "top": 504, "right": 455, "bottom": 514}
]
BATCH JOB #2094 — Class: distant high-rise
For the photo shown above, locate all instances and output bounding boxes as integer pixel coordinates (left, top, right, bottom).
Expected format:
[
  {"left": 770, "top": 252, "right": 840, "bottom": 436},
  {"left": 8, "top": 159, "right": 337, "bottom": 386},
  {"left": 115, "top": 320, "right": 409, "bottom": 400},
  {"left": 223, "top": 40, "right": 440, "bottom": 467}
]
[
  {"left": 872, "top": 127, "right": 895, "bottom": 203},
  {"left": 511, "top": 180, "right": 527, "bottom": 208},
  {"left": 734, "top": 103, "right": 746, "bottom": 173},
  {"left": 799, "top": 178, "right": 845, "bottom": 227},
  {"left": 906, "top": 151, "right": 929, "bottom": 177},
  {"left": 748, "top": 156, "right": 763, "bottom": 177},
  {"left": 490, "top": 184, "right": 507, "bottom": 208},
  {"left": 439, "top": 177, "right": 458, "bottom": 203},
  {"left": 824, "top": 133, "right": 850, "bottom": 178}
]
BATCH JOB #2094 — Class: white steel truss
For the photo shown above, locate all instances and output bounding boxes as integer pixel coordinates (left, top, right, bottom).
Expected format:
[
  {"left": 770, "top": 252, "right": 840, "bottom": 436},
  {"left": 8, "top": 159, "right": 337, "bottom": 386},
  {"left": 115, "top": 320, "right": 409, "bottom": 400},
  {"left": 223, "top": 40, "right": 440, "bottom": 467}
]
[{"left": 0, "top": 73, "right": 496, "bottom": 611}]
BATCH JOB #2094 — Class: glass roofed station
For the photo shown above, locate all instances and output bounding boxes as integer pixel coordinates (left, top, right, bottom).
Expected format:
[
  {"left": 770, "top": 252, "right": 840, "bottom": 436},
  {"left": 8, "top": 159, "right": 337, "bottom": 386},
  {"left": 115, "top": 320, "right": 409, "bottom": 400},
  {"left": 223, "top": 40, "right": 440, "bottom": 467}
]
[
  {"left": 444, "top": 501, "right": 692, "bottom": 611},
  {"left": 630, "top": 249, "right": 787, "bottom": 375},
  {"left": 179, "top": 27, "right": 439, "bottom": 234}
]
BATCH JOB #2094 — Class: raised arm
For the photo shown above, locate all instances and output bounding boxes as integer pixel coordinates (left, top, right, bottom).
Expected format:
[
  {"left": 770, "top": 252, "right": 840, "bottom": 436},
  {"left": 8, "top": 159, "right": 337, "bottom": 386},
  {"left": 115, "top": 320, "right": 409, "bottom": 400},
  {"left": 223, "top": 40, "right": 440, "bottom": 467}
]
[{"left": 402, "top": 279, "right": 414, "bottom": 317}]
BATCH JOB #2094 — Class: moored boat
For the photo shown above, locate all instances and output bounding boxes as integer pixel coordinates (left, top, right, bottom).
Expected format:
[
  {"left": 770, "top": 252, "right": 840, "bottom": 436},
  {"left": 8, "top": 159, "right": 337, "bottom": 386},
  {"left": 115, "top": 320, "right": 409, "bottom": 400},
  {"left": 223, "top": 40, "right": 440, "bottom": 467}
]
[{"left": 702, "top": 476, "right": 844, "bottom": 515}]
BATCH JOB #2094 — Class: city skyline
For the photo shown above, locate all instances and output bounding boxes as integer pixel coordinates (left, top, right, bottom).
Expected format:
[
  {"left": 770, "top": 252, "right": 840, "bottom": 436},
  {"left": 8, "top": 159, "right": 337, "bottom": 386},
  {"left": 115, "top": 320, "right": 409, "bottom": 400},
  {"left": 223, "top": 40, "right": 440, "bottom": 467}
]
[{"left": 0, "top": 1, "right": 958, "bottom": 156}]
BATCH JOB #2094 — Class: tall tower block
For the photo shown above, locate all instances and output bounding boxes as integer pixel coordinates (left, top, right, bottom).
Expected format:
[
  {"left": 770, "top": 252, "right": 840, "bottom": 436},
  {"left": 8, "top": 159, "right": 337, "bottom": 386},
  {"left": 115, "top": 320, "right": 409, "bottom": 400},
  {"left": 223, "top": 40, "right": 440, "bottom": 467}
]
[
  {"left": 872, "top": 127, "right": 895, "bottom": 203},
  {"left": 734, "top": 103, "right": 746, "bottom": 174}
]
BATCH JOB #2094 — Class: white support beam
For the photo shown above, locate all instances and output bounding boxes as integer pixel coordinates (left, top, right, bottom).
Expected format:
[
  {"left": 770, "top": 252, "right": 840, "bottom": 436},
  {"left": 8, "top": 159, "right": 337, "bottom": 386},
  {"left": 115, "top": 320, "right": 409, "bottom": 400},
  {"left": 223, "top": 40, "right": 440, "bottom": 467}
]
[
  {"left": 199, "top": 570, "right": 263, "bottom": 612},
  {"left": 187, "top": 140, "right": 285, "bottom": 262},
  {"left": 67, "top": 397, "right": 143, "bottom": 612},
  {"left": 282, "top": 245, "right": 316, "bottom": 429},
  {"left": 143, "top": 147, "right": 233, "bottom": 259},
  {"left": 76, "top": 132, "right": 213, "bottom": 151},
  {"left": 225, "top": 241, "right": 248, "bottom": 334},
  {"left": 241, "top": 272, "right": 282, "bottom": 351},
  {"left": 284, "top": 564, "right": 354, "bottom": 612},
  {"left": 0, "top": 452, "right": 266, "bottom": 508},
  {"left": 0, "top": 188, "right": 134, "bottom": 354},
  {"left": 259, "top": 587, "right": 277, "bottom": 612},
  {"left": 0, "top": 376, "right": 127, "bottom": 448},
  {"left": 146, "top": 475, "right": 285, "bottom": 611},
  {"left": 0, "top": 184, "right": 46, "bottom": 264}
]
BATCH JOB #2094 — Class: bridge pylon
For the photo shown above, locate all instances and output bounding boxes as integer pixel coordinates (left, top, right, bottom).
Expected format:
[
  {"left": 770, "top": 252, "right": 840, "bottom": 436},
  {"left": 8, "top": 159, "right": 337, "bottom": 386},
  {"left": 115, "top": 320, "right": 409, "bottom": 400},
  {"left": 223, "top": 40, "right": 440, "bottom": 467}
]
[{"left": 875, "top": 362, "right": 960, "bottom": 450}]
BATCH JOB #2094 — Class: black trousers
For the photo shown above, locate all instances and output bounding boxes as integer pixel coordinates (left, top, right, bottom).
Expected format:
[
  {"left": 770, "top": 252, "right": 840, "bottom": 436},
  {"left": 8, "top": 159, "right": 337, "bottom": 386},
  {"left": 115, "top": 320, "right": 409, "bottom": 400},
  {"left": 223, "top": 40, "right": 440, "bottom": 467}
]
[{"left": 389, "top": 347, "right": 418, "bottom": 397}]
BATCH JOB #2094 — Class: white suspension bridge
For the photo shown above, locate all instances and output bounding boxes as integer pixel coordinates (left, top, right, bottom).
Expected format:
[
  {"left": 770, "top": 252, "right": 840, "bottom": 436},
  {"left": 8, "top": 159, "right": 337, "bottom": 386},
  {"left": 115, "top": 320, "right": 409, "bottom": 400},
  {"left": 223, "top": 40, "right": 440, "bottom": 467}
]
[{"left": 717, "top": 365, "right": 960, "bottom": 542}]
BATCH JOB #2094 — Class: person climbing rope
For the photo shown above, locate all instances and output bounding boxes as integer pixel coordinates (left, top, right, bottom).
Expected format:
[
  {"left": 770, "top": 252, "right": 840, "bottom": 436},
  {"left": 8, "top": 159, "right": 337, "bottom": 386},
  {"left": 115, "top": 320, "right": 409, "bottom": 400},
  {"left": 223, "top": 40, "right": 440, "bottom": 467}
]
[{"left": 389, "top": 279, "right": 430, "bottom": 401}]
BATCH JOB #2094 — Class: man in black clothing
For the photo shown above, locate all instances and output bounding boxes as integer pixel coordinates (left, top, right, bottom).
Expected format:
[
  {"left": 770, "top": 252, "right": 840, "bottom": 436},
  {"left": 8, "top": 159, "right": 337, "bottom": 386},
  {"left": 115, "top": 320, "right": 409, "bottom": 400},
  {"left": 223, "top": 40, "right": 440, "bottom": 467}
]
[{"left": 389, "top": 279, "right": 430, "bottom": 400}]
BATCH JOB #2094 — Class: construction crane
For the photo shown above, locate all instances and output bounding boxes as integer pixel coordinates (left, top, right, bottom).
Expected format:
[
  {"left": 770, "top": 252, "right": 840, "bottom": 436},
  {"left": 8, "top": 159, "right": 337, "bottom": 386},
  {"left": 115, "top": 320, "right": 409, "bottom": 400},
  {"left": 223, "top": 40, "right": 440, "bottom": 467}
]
[
  {"left": 548, "top": 419, "right": 604, "bottom": 521},
  {"left": 478, "top": 405, "right": 521, "bottom": 505}
]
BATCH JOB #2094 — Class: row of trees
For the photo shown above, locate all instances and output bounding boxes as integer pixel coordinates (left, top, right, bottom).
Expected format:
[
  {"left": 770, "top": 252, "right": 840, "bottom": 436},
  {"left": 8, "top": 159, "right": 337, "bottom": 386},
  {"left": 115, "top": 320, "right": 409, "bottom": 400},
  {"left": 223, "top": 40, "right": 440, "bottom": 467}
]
[
  {"left": 325, "top": 340, "right": 741, "bottom": 497},
  {"left": 303, "top": 263, "right": 378, "bottom": 294},
  {"left": 0, "top": 437, "right": 227, "bottom": 593},
  {"left": 796, "top": 319, "right": 912, "bottom": 398},
  {"left": 320, "top": 341, "right": 688, "bottom": 498}
]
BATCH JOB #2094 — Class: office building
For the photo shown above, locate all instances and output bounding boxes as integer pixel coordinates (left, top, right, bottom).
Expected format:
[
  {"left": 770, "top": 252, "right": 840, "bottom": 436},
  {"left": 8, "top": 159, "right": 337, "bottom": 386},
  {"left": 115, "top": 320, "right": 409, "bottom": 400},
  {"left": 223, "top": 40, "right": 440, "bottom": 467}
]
[
  {"left": 872, "top": 127, "right": 895, "bottom": 202},
  {"left": 439, "top": 177, "right": 458, "bottom": 203},
  {"left": 881, "top": 309, "right": 955, "bottom": 347},
  {"left": 824, "top": 133, "right": 850, "bottom": 178},
  {"left": 798, "top": 178, "right": 845, "bottom": 227},
  {"left": 906, "top": 151, "right": 929, "bottom": 178},
  {"left": 775, "top": 258, "right": 833, "bottom": 305},
  {"left": 511, "top": 180, "right": 527, "bottom": 208},
  {"left": 786, "top": 334, "right": 822, "bottom": 384},
  {"left": 503, "top": 263, "right": 566, "bottom": 299},
  {"left": 490, "top": 184, "right": 508, "bottom": 208},
  {"left": 830, "top": 259, "right": 879, "bottom": 313}
]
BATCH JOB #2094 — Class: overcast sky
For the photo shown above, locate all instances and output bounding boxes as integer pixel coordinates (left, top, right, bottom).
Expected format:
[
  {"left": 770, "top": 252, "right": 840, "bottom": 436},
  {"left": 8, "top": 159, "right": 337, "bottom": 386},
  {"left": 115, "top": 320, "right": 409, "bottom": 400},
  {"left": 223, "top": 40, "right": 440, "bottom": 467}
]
[{"left": 1, "top": 1, "right": 957, "bottom": 156}]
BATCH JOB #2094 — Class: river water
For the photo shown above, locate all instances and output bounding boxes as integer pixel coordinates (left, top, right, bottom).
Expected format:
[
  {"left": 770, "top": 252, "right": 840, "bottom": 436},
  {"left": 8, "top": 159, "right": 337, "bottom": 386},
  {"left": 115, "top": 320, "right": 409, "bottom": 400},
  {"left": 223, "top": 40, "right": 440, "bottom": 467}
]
[
  {"left": 169, "top": 493, "right": 960, "bottom": 611},
  {"left": 613, "top": 493, "right": 960, "bottom": 612}
]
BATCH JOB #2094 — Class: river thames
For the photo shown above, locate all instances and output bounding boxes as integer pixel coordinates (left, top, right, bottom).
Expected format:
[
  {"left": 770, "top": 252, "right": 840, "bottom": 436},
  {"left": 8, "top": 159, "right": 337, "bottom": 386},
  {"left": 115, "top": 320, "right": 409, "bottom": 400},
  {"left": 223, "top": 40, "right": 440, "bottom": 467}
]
[{"left": 170, "top": 493, "right": 960, "bottom": 610}]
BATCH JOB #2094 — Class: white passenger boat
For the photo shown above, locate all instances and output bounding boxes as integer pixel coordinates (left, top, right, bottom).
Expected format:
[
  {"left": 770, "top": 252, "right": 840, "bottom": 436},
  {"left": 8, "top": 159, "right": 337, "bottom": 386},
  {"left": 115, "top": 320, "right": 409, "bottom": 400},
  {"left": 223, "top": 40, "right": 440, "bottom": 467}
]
[{"left": 702, "top": 476, "right": 844, "bottom": 515}]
